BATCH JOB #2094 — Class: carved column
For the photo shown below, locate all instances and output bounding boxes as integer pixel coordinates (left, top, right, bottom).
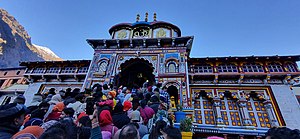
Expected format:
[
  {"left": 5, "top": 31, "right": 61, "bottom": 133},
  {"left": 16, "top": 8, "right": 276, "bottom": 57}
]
[
  {"left": 237, "top": 97, "right": 252, "bottom": 127},
  {"left": 213, "top": 97, "right": 224, "bottom": 126},
  {"left": 263, "top": 100, "right": 279, "bottom": 127}
]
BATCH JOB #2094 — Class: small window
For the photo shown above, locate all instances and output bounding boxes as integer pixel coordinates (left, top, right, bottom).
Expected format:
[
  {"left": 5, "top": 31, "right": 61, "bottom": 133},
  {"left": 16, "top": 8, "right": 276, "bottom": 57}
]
[
  {"left": 268, "top": 63, "right": 283, "bottom": 72},
  {"left": 78, "top": 67, "right": 89, "bottom": 73},
  {"left": 16, "top": 71, "right": 20, "bottom": 75},
  {"left": 46, "top": 67, "right": 59, "bottom": 73},
  {"left": 61, "top": 67, "right": 77, "bottom": 73},
  {"left": 32, "top": 68, "right": 45, "bottom": 74},
  {"left": 286, "top": 63, "right": 298, "bottom": 72},
  {"left": 218, "top": 64, "right": 238, "bottom": 72},
  {"left": 194, "top": 64, "right": 213, "bottom": 73},
  {"left": 243, "top": 63, "right": 264, "bottom": 72},
  {"left": 4, "top": 72, "right": 7, "bottom": 76}
]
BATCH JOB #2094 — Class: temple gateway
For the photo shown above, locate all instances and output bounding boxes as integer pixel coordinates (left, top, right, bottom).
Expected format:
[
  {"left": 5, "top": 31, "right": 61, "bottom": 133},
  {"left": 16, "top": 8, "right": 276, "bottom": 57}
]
[{"left": 7, "top": 14, "right": 300, "bottom": 138}]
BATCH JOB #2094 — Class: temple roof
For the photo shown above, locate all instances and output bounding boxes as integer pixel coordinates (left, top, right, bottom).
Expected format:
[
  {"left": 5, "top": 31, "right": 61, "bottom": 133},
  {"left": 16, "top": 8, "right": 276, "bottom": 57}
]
[
  {"left": 19, "top": 60, "right": 91, "bottom": 67},
  {"left": 189, "top": 55, "right": 300, "bottom": 62},
  {"left": 109, "top": 20, "right": 181, "bottom": 36}
]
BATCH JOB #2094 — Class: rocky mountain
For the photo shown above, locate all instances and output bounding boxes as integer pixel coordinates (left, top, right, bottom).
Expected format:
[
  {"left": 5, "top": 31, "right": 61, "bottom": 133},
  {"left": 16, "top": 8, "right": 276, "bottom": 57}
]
[{"left": 0, "top": 8, "right": 62, "bottom": 68}]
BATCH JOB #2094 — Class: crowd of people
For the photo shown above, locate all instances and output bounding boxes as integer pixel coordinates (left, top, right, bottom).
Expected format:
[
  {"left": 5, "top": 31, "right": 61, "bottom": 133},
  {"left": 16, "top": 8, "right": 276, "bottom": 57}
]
[
  {"left": 0, "top": 82, "right": 300, "bottom": 139},
  {"left": 0, "top": 83, "right": 182, "bottom": 139}
]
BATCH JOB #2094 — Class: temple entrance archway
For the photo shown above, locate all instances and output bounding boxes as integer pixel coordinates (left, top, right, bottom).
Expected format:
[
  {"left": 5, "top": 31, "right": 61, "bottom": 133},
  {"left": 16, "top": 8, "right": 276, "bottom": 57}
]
[
  {"left": 115, "top": 58, "right": 155, "bottom": 88},
  {"left": 167, "top": 85, "right": 179, "bottom": 105}
]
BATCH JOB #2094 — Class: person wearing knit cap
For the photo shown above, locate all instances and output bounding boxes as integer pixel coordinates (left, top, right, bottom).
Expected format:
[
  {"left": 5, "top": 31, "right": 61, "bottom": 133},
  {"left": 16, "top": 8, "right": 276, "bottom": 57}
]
[
  {"left": 48, "top": 93, "right": 62, "bottom": 105},
  {"left": 23, "top": 118, "right": 43, "bottom": 128},
  {"left": 108, "top": 90, "right": 117, "bottom": 109},
  {"left": 12, "top": 126, "right": 44, "bottom": 139},
  {"left": 0, "top": 103, "right": 27, "bottom": 139},
  {"left": 130, "top": 110, "right": 149, "bottom": 138},
  {"left": 45, "top": 102, "right": 64, "bottom": 121}
]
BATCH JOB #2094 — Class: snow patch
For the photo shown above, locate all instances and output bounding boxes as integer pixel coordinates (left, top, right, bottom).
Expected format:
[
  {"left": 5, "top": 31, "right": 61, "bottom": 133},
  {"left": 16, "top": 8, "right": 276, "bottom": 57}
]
[{"left": 32, "top": 44, "right": 60, "bottom": 59}]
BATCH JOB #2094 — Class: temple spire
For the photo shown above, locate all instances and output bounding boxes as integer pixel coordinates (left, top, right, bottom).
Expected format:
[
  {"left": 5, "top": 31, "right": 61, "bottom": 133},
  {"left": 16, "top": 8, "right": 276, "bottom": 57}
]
[
  {"left": 145, "top": 12, "right": 148, "bottom": 22},
  {"left": 136, "top": 14, "right": 140, "bottom": 22},
  {"left": 153, "top": 13, "right": 157, "bottom": 21}
]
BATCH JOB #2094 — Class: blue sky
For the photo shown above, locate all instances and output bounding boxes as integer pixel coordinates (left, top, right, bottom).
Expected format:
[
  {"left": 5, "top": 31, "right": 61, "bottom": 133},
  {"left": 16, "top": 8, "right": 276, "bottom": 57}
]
[{"left": 1, "top": 0, "right": 300, "bottom": 61}]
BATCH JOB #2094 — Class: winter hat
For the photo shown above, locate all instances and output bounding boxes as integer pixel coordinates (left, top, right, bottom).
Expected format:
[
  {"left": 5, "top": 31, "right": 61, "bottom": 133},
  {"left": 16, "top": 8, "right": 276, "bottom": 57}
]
[
  {"left": 130, "top": 110, "right": 141, "bottom": 121},
  {"left": 12, "top": 126, "right": 44, "bottom": 139},
  {"left": 53, "top": 102, "right": 64, "bottom": 112},
  {"left": 48, "top": 94, "right": 62, "bottom": 105},
  {"left": 123, "top": 101, "right": 132, "bottom": 111},
  {"left": 13, "top": 95, "right": 26, "bottom": 104},
  {"left": 76, "top": 112, "right": 88, "bottom": 124},
  {"left": 0, "top": 103, "right": 27, "bottom": 120},
  {"left": 24, "top": 118, "right": 43, "bottom": 128},
  {"left": 108, "top": 91, "right": 116, "bottom": 98}
]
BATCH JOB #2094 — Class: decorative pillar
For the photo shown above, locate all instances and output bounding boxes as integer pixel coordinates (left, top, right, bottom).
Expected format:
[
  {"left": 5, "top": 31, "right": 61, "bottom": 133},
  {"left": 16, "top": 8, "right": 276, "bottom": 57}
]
[
  {"left": 263, "top": 100, "right": 279, "bottom": 127},
  {"left": 213, "top": 97, "right": 224, "bottom": 126},
  {"left": 237, "top": 97, "right": 252, "bottom": 127}
]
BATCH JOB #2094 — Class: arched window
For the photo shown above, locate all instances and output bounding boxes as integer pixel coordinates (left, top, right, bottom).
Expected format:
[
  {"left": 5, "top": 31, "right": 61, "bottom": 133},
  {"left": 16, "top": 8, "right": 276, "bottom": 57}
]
[
  {"left": 247, "top": 94, "right": 271, "bottom": 128},
  {"left": 98, "top": 61, "right": 108, "bottom": 72},
  {"left": 285, "top": 63, "right": 298, "bottom": 72},
  {"left": 166, "top": 61, "right": 177, "bottom": 73},
  {"left": 194, "top": 91, "right": 215, "bottom": 125},
  {"left": 218, "top": 64, "right": 238, "bottom": 72},
  {"left": 194, "top": 64, "right": 213, "bottom": 73},
  {"left": 268, "top": 63, "right": 283, "bottom": 72},
  {"left": 242, "top": 63, "right": 264, "bottom": 72}
]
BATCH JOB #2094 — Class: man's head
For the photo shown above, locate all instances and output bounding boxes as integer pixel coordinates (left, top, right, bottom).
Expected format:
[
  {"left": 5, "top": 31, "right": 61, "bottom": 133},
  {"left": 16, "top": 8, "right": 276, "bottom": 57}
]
[
  {"left": 126, "top": 88, "right": 131, "bottom": 94},
  {"left": 60, "top": 108, "right": 75, "bottom": 119},
  {"left": 161, "top": 126, "right": 182, "bottom": 139},
  {"left": 265, "top": 127, "right": 300, "bottom": 139},
  {"left": 75, "top": 94, "right": 84, "bottom": 103},
  {"left": 13, "top": 95, "right": 26, "bottom": 105},
  {"left": 162, "top": 86, "right": 167, "bottom": 92},
  {"left": 59, "top": 90, "right": 66, "bottom": 97},
  {"left": 0, "top": 103, "right": 27, "bottom": 130},
  {"left": 103, "top": 84, "right": 109, "bottom": 90}
]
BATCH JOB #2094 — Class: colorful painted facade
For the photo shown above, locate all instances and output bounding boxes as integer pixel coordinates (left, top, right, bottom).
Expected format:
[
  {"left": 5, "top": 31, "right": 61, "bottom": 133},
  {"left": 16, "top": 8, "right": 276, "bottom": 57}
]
[{"left": 14, "top": 14, "right": 300, "bottom": 138}]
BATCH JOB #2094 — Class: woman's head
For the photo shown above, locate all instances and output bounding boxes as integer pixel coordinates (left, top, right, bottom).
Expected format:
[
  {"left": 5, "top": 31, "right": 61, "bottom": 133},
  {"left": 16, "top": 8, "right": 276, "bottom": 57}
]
[{"left": 119, "top": 123, "right": 139, "bottom": 139}]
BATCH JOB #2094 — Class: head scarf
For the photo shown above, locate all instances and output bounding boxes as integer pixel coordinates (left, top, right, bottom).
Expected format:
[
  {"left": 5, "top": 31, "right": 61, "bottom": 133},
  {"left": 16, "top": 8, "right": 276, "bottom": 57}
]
[
  {"left": 12, "top": 126, "right": 44, "bottom": 139},
  {"left": 99, "top": 110, "right": 113, "bottom": 126},
  {"left": 53, "top": 102, "right": 64, "bottom": 112}
]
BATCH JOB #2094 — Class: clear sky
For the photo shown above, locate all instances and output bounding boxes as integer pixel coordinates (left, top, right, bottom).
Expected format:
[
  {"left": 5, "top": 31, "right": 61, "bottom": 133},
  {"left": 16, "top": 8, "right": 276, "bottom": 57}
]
[{"left": 1, "top": 0, "right": 300, "bottom": 61}]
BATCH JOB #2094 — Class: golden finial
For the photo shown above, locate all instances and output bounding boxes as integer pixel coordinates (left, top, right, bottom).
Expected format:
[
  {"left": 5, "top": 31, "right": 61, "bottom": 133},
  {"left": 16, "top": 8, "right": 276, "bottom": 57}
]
[
  {"left": 153, "top": 13, "right": 157, "bottom": 21},
  {"left": 136, "top": 14, "right": 140, "bottom": 22},
  {"left": 145, "top": 12, "right": 148, "bottom": 22}
]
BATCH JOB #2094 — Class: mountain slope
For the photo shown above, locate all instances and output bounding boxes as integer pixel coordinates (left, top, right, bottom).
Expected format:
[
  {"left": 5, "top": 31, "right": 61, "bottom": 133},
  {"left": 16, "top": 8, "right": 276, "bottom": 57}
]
[{"left": 0, "top": 8, "right": 62, "bottom": 68}]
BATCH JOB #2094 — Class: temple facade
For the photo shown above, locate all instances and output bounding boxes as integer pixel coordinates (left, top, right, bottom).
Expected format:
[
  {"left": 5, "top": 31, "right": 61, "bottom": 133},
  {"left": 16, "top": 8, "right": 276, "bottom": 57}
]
[{"left": 9, "top": 14, "right": 300, "bottom": 138}]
